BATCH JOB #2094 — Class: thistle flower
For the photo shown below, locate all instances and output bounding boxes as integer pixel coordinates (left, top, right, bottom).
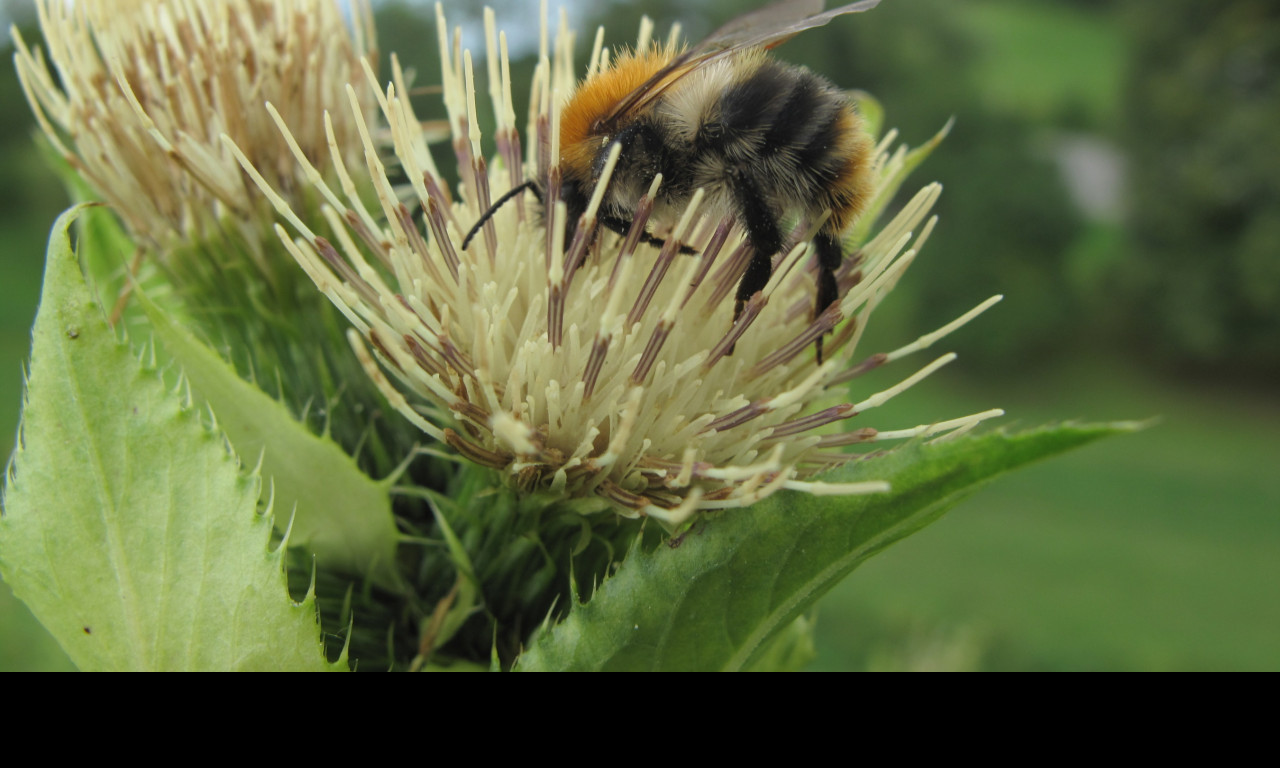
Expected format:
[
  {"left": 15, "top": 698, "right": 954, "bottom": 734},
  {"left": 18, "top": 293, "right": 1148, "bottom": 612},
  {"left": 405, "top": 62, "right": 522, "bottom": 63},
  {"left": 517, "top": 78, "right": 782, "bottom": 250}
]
[
  {"left": 229, "top": 6, "right": 1003, "bottom": 528},
  {"left": 1, "top": 0, "right": 1128, "bottom": 673},
  {"left": 13, "top": 0, "right": 377, "bottom": 254}
]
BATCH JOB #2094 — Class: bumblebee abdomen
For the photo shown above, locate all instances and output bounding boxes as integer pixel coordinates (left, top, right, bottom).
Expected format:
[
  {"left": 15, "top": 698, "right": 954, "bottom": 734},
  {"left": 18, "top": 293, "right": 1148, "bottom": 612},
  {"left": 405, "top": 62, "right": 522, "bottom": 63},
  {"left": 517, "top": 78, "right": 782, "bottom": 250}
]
[
  {"left": 718, "top": 60, "right": 840, "bottom": 157},
  {"left": 662, "top": 54, "right": 873, "bottom": 229}
]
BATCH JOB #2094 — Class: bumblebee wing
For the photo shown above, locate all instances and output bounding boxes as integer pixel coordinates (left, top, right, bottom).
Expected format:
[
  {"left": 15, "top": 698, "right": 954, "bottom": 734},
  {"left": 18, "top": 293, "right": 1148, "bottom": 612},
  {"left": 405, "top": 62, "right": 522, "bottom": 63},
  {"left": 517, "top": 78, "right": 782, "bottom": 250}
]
[
  {"left": 595, "top": 1, "right": 879, "bottom": 133},
  {"left": 696, "top": 0, "right": 879, "bottom": 52},
  {"left": 592, "top": 50, "right": 706, "bottom": 134}
]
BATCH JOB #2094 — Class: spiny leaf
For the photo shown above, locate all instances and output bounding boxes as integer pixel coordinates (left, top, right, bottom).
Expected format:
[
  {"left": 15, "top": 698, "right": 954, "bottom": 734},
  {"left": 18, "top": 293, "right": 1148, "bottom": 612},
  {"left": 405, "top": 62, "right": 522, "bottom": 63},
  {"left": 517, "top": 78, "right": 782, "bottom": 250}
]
[
  {"left": 49, "top": 137, "right": 404, "bottom": 593},
  {"left": 515, "top": 423, "right": 1135, "bottom": 671},
  {"left": 132, "top": 251, "right": 406, "bottom": 594},
  {"left": 0, "top": 207, "right": 342, "bottom": 671}
]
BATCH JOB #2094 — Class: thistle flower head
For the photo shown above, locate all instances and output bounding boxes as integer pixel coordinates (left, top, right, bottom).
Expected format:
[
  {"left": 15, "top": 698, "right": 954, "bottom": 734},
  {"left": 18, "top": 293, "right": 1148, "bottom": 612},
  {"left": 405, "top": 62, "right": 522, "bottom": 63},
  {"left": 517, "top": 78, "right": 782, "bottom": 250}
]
[
  {"left": 237, "top": 6, "right": 1003, "bottom": 527},
  {"left": 13, "top": 0, "right": 377, "bottom": 249}
]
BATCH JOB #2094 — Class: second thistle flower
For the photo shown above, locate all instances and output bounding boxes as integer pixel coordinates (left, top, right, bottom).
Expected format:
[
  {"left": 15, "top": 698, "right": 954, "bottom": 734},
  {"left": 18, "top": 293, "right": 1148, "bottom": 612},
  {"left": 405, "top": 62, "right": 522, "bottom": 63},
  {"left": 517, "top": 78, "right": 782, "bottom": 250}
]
[{"left": 14, "top": 0, "right": 377, "bottom": 252}]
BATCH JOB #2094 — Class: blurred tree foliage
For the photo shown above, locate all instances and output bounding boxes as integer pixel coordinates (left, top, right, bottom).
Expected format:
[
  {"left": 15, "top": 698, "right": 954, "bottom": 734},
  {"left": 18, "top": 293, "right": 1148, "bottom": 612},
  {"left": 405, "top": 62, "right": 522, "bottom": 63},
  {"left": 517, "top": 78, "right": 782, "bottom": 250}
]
[
  {"left": 0, "top": 21, "right": 68, "bottom": 230},
  {"left": 816, "top": 0, "right": 1081, "bottom": 366},
  {"left": 0, "top": 18, "right": 72, "bottom": 338},
  {"left": 1118, "top": 0, "right": 1280, "bottom": 378}
]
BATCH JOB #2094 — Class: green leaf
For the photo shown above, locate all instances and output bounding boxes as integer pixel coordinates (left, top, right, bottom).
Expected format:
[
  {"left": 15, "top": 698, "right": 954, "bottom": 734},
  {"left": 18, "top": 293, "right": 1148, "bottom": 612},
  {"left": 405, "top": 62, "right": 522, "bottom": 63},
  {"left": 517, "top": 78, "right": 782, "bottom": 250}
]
[
  {"left": 850, "top": 90, "right": 885, "bottom": 141},
  {"left": 515, "top": 423, "right": 1135, "bottom": 671},
  {"left": 132, "top": 253, "right": 406, "bottom": 594},
  {"left": 0, "top": 207, "right": 342, "bottom": 671},
  {"left": 743, "top": 613, "right": 817, "bottom": 672}
]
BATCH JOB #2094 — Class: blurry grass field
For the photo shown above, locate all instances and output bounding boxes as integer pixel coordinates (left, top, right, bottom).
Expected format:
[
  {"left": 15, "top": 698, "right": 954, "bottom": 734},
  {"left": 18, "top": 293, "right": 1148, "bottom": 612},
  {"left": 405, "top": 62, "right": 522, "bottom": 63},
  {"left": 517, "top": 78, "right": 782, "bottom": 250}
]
[
  {"left": 2, "top": 0, "right": 1276, "bottom": 671},
  {"left": 809, "top": 361, "right": 1280, "bottom": 671}
]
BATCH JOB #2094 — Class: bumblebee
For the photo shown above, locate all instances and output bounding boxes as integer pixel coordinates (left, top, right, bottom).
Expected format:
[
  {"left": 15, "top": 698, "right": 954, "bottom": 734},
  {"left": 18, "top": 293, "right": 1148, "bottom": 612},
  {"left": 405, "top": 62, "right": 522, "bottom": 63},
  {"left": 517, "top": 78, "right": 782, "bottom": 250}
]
[{"left": 470, "top": 0, "right": 880, "bottom": 362}]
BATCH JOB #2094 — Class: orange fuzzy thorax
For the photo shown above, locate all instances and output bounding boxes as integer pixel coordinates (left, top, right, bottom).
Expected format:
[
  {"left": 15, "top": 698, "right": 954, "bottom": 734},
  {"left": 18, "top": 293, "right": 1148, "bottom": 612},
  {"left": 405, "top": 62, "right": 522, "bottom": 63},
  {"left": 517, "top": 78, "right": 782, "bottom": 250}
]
[{"left": 559, "top": 48, "right": 674, "bottom": 179}]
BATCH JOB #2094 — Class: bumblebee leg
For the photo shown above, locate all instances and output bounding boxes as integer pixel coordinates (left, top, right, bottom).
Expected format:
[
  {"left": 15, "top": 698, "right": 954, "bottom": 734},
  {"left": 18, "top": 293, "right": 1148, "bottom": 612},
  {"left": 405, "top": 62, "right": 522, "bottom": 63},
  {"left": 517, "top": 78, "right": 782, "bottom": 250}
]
[
  {"left": 598, "top": 214, "right": 633, "bottom": 238},
  {"left": 731, "top": 172, "right": 784, "bottom": 322},
  {"left": 812, "top": 231, "right": 845, "bottom": 364},
  {"left": 719, "top": 172, "right": 784, "bottom": 356},
  {"left": 598, "top": 214, "right": 698, "bottom": 254}
]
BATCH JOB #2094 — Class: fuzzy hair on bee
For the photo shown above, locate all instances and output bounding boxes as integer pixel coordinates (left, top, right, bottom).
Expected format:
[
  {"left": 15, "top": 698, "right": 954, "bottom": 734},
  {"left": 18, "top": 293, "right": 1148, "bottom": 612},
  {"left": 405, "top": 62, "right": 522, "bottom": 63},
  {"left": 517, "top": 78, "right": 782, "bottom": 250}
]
[{"left": 463, "top": 0, "right": 882, "bottom": 363}]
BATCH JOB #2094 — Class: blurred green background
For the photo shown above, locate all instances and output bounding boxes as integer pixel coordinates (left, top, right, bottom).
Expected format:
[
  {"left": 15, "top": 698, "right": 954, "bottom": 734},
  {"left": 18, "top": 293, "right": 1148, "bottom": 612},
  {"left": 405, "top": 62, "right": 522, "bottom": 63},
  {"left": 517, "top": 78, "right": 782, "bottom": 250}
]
[{"left": 2, "top": 0, "right": 1277, "bottom": 671}]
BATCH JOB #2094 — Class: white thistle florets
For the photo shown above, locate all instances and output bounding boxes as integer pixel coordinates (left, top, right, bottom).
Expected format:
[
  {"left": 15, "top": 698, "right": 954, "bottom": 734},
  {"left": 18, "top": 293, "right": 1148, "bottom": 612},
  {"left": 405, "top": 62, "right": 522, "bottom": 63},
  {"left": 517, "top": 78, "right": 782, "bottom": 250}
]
[
  {"left": 233, "top": 5, "right": 1003, "bottom": 526},
  {"left": 13, "top": 0, "right": 377, "bottom": 249}
]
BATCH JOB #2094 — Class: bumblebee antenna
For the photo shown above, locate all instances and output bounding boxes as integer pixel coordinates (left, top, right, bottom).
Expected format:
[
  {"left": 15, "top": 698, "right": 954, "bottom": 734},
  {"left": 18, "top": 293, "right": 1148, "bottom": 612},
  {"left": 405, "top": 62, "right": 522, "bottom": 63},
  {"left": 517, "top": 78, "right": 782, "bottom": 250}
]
[{"left": 461, "top": 180, "right": 541, "bottom": 250}]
